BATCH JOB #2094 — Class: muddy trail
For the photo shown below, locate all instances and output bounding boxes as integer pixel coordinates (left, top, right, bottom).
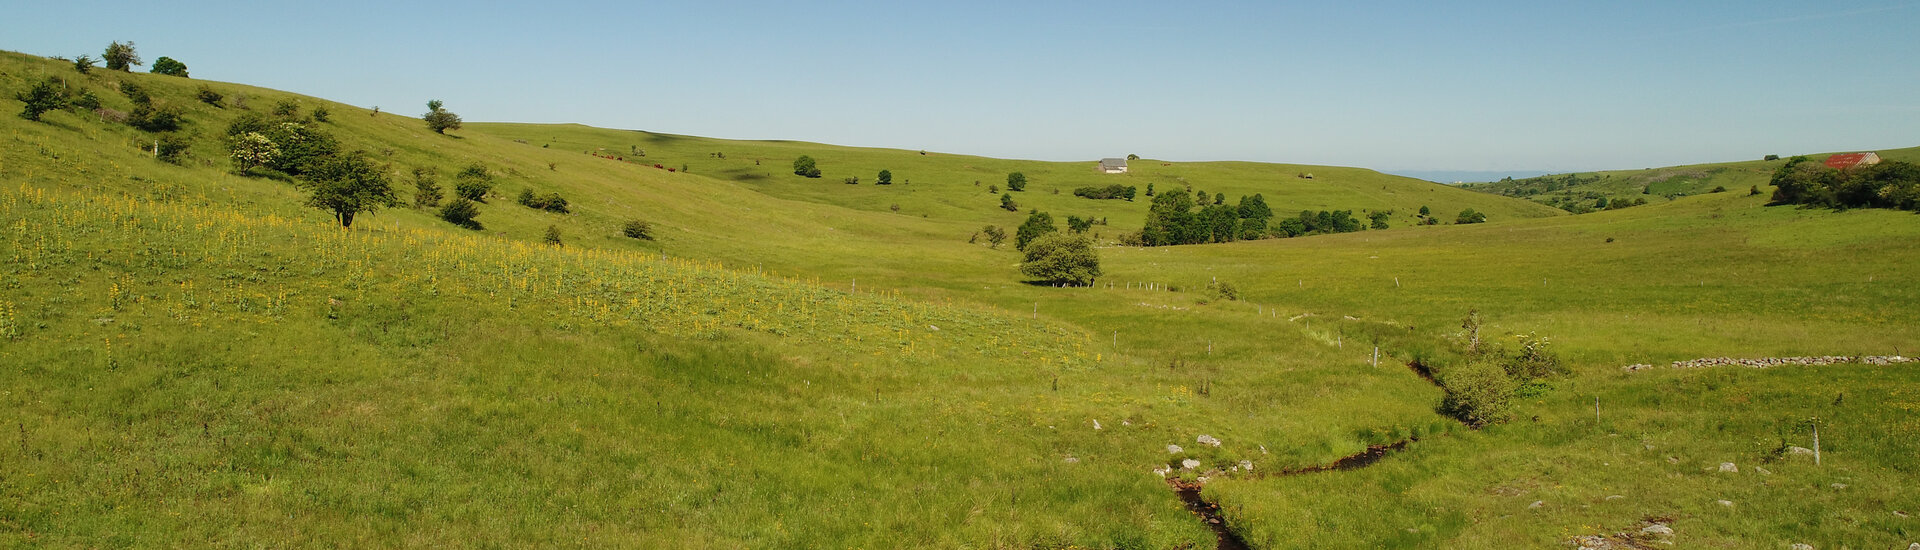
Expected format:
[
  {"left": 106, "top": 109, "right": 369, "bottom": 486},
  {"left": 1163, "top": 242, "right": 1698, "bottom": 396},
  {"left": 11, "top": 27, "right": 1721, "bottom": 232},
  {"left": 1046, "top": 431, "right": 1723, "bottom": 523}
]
[{"left": 1168, "top": 358, "right": 1467, "bottom": 549}]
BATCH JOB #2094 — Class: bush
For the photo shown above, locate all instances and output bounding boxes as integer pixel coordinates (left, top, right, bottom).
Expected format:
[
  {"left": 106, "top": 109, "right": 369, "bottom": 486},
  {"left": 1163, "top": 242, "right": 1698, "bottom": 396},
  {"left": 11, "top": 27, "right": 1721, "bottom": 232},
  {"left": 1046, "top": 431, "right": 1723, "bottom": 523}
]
[
  {"left": 128, "top": 102, "right": 185, "bottom": 132},
  {"left": 412, "top": 168, "right": 442, "bottom": 208},
  {"left": 103, "top": 41, "right": 140, "bottom": 72},
  {"left": 622, "top": 220, "right": 655, "bottom": 240},
  {"left": 980, "top": 225, "right": 1006, "bottom": 248},
  {"left": 311, "top": 106, "right": 330, "bottom": 122},
  {"left": 195, "top": 86, "right": 224, "bottom": 107},
  {"left": 1455, "top": 208, "right": 1487, "bottom": 224},
  {"left": 150, "top": 56, "right": 188, "bottom": 77},
  {"left": 15, "top": 78, "right": 68, "bottom": 121},
  {"left": 792, "top": 155, "right": 821, "bottom": 178},
  {"left": 73, "top": 55, "right": 96, "bottom": 74},
  {"left": 439, "top": 198, "right": 482, "bottom": 229},
  {"left": 1015, "top": 211, "right": 1057, "bottom": 250},
  {"left": 424, "top": 99, "right": 461, "bottom": 134},
  {"left": 1439, "top": 362, "right": 1515, "bottom": 427},
  {"left": 516, "top": 189, "right": 570, "bottom": 213},
  {"left": 1019, "top": 233, "right": 1101, "bottom": 286},
  {"left": 876, "top": 169, "right": 893, "bottom": 185},
  {"left": 1073, "top": 185, "right": 1136, "bottom": 200},
  {"left": 844, "top": 176, "right": 859, "bottom": 185},
  {"left": 1711, "top": 185, "right": 1727, "bottom": 193},
  {"left": 1000, "top": 193, "right": 1018, "bottom": 212},
  {"left": 1503, "top": 332, "right": 1564, "bottom": 380},
  {"left": 119, "top": 80, "right": 151, "bottom": 105},
  {"left": 146, "top": 133, "right": 194, "bottom": 164},
  {"left": 72, "top": 91, "right": 101, "bottom": 111},
  {"left": 543, "top": 225, "right": 563, "bottom": 246},
  {"left": 454, "top": 164, "right": 492, "bottom": 202},
  {"left": 1006, "top": 172, "right": 1027, "bottom": 191},
  {"left": 1764, "top": 154, "right": 1781, "bottom": 161},
  {"left": 1205, "top": 280, "right": 1238, "bottom": 301}
]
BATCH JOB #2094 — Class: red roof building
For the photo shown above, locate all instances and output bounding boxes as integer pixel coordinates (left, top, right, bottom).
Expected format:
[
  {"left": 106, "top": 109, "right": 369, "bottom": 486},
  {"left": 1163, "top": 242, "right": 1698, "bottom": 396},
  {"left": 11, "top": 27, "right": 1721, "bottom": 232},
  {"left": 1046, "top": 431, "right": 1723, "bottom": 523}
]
[{"left": 1824, "top": 152, "right": 1882, "bottom": 170}]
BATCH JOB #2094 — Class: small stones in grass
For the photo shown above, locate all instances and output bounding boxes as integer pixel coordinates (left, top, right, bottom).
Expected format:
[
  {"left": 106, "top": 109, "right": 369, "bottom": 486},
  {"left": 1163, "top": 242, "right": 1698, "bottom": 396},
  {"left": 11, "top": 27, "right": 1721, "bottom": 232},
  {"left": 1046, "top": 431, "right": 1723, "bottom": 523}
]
[
  {"left": 1196, "top": 434, "right": 1221, "bottom": 447},
  {"left": 1153, "top": 465, "right": 1171, "bottom": 477},
  {"left": 1788, "top": 446, "right": 1815, "bottom": 455},
  {"left": 1906, "top": 543, "right": 1918, "bottom": 550},
  {"left": 1238, "top": 460, "right": 1254, "bottom": 471},
  {"left": 1755, "top": 466, "right": 1772, "bottom": 475},
  {"left": 1640, "top": 523, "right": 1673, "bottom": 536},
  {"left": 1167, "top": 444, "right": 1184, "bottom": 454},
  {"left": 1063, "top": 456, "right": 1079, "bottom": 464},
  {"left": 1790, "top": 544, "right": 1814, "bottom": 550},
  {"left": 1527, "top": 500, "right": 1544, "bottom": 510},
  {"left": 1718, "top": 462, "right": 1738, "bottom": 473},
  {"left": 1829, "top": 483, "right": 1848, "bottom": 490},
  {"left": 1894, "top": 510, "right": 1910, "bottom": 518},
  {"left": 1716, "top": 499, "right": 1734, "bottom": 508},
  {"left": 1181, "top": 459, "right": 1200, "bottom": 470},
  {"left": 1604, "top": 495, "right": 1625, "bottom": 501}
]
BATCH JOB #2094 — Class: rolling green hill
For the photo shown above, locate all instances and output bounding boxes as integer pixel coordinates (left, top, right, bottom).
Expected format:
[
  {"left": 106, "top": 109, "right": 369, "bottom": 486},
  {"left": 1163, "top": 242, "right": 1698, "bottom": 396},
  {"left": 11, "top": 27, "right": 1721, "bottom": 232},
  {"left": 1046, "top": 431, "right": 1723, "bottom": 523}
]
[
  {"left": 1461, "top": 146, "right": 1920, "bottom": 212},
  {"left": 4, "top": 48, "right": 1918, "bottom": 548}
]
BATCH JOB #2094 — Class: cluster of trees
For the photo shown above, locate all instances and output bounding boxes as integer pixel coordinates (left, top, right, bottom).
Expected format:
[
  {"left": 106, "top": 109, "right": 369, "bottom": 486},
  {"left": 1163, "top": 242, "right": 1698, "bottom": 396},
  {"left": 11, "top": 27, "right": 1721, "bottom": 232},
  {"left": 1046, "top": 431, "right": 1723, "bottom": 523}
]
[
  {"left": 1273, "top": 209, "right": 1364, "bottom": 237},
  {"left": 223, "top": 103, "right": 403, "bottom": 228},
  {"left": 1770, "top": 156, "right": 1920, "bottom": 211},
  {"left": 1009, "top": 211, "right": 1101, "bottom": 285},
  {"left": 516, "top": 188, "right": 570, "bottom": 213},
  {"left": 1072, "top": 184, "right": 1136, "bottom": 200},
  {"left": 1135, "top": 189, "right": 1274, "bottom": 245}
]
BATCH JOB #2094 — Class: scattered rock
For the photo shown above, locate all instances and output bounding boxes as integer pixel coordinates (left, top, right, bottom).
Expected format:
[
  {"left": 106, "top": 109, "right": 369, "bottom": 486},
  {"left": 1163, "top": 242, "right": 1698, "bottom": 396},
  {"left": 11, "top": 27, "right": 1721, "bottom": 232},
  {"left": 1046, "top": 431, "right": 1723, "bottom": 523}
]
[
  {"left": 1717, "top": 500, "right": 1734, "bottom": 507},
  {"left": 1641, "top": 524, "right": 1674, "bottom": 536},
  {"left": 1907, "top": 543, "right": 1917, "bottom": 550},
  {"left": 1167, "top": 444, "right": 1184, "bottom": 454},
  {"left": 1719, "top": 462, "right": 1738, "bottom": 473},
  {"left": 1649, "top": 355, "right": 1916, "bottom": 370},
  {"left": 1667, "top": 456, "right": 1680, "bottom": 464},
  {"left": 1755, "top": 466, "right": 1772, "bottom": 475},
  {"left": 1063, "top": 456, "right": 1079, "bottom": 464},
  {"left": 1788, "top": 446, "right": 1815, "bottom": 455},
  {"left": 1092, "top": 419, "right": 1101, "bottom": 430},
  {"left": 1528, "top": 500, "right": 1544, "bottom": 509},
  {"left": 1181, "top": 459, "right": 1200, "bottom": 470},
  {"left": 1238, "top": 460, "right": 1254, "bottom": 471},
  {"left": 1152, "top": 465, "right": 1171, "bottom": 477},
  {"left": 1790, "top": 544, "right": 1813, "bottom": 550},
  {"left": 1605, "top": 495, "right": 1625, "bottom": 501},
  {"left": 1259, "top": 444, "right": 1268, "bottom": 455},
  {"left": 927, "top": 325, "right": 939, "bottom": 331},
  {"left": 1829, "top": 483, "right": 1848, "bottom": 490},
  {"left": 1622, "top": 363, "right": 1653, "bottom": 372},
  {"left": 1196, "top": 434, "right": 1222, "bottom": 447}
]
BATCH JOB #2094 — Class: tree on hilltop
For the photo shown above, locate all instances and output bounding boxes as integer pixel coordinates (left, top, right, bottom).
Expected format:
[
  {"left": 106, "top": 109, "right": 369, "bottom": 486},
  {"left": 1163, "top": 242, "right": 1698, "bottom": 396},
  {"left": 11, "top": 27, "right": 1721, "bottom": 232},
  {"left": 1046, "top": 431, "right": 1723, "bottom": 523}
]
[
  {"left": 103, "top": 41, "right": 141, "bottom": 71},
  {"left": 423, "top": 99, "right": 462, "bottom": 134},
  {"left": 151, "top": 56, "right": 188, "bottom": 77}
]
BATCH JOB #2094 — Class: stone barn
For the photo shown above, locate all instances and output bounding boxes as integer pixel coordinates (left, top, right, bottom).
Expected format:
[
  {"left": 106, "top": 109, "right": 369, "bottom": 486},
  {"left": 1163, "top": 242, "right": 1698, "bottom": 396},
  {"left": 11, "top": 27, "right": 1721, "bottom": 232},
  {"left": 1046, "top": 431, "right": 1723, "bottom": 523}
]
[{"left": 1099, "top": 158, "right": 1128, "bottom": 174}]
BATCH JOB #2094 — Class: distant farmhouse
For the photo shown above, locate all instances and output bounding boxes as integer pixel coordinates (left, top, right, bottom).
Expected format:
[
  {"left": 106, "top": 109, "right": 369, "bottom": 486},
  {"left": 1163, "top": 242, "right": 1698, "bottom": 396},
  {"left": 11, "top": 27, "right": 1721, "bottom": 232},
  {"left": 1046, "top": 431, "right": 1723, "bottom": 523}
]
[
  {"left": 1098, "top": 158, "right": 1128, "bottom": 174},
  {"left": 1824, "top": 152, "right": 1881, "bottom": 170}
]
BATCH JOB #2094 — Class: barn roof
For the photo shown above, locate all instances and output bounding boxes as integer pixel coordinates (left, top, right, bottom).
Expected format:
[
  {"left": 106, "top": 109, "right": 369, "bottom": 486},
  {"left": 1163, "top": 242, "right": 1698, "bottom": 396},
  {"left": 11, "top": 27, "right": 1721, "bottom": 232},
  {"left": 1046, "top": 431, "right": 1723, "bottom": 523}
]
[
  {"left": 1099, "top": 158, "right": 1128, "bottom": 169},
  {"left": 1824, "top": 152, "right": 1879, "bottom": 169}
]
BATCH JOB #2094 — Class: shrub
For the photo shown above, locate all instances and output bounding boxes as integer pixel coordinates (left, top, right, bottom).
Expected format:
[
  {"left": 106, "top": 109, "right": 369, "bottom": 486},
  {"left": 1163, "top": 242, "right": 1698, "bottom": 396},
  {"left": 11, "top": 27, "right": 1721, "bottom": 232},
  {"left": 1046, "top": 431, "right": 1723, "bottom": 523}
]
[
  {"left": 1439, "top": 361, "right": 1515, "bottom": 427},
  {"left": 1015, "top": 211, "right": 1057, "bottom": 250},
  {"left": 302, "top": 151, "right": 398, "bottom": 228},
  {"left": 15, "top": 78, "right": 68, "bottom": 121},
  {"left": 1748, "top": 185, "right": 1761, "bottom": 196},
  {"left": 103, "top": 41, "right": 140, "bottom": 71},
  {"left": 195, "top": 86, "right": 224, "bottom": 107},
  {"left": 1019, "top": 233, "right": 1101, "bottom": 286},
  {"left": 1066, "top": 215, "right": 1093, "bottom": 233},
  {"left": 412, "top": 168, "right": 442, "bottom": 208},
  {"left": 1073, "top": 185, "right": 1135, "bottom": 200},
  {"left": 1455, "top": 208, "right": 1487, "bottom": 224},
  {"left": 844, "top": 176, "right": 859, "bottom": 185},
  {"left": 1711, "top": 185, "right": 1727, "bottom": 193},
  {"left": 876, "top": 169, "right": 893, "bottom": 185},
  {"left": 119, "top": 80, "right": 151, "bottom": 105},
  {"left": 227, "top": 132, "right": 278, "bottom": 172},
  {"left": 272, "top": 99, "right": 301, "bottom": 119},
  {"left": 146, "top": 133, "right": 194, "bottom": 164},
  {"left": 792, "top": 155, "right": 821, "bottom": 177},
  {"left": 150, "top": 56, "right": 188, "bottom": 77},
  {"left": 424, "top": 99, "right": 461, "bottom": 134},
  {"left": 454, "top": 164, "right": 492, "bottom": 202},
  {"left": 622, "top": 220, "right": 655, "bottom": 240},
  {"left": 72, "top": 91, "right": 101, "bottom": 111},
  {"left": 1504, "top": 332, "right": 1564, "bottom": 380},
  {"left": 1205, "top": 280, "right": 1238, "bottom": 301},
  {"left": 439, "top": 198, "right": 482, "bottom": 229},
  {"left": 1764, "top": 154, "right": 1781, "bottom": 161},
  {"left": 980, "top": 225, "right": 1006, "bottom": 248},
  {"left": 543, "top": 225, "right": 563, "bottom": 246},
  {"left": 1006, "top": 172, "right": 1027, "bottom": 191},
  {"left": 1126, "top": 153, "right": 1139, "bottom": 160},
  {"left": 516, "top": 189, "right": 570, "bottom": 213},
  {"left": 311, "top": 106, "right": 330, "bottom": 122},
  {"left": 73, "top": 55, "right": 96, "bottom": 74},
  {"left": 1000, "top": 193, "right": 1018, "bottom": 212},
  {"left": 128, "top": 103, "right": 185, "bottom": 132}
]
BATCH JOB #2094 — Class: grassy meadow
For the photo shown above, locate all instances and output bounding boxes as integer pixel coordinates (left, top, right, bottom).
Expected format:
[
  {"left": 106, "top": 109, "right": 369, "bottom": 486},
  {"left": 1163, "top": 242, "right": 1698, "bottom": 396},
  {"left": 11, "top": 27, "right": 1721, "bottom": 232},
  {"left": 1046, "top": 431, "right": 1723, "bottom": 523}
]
[{"left": 4, "top": 48, "right": 1919, "bottom": 548}]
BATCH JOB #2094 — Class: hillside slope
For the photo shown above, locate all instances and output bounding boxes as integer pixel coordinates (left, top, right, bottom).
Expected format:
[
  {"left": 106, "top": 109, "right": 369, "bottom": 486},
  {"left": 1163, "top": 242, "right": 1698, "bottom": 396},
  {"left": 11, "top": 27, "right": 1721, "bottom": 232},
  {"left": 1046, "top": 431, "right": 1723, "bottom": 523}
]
[{"left": 1462, "top": 145, "right": 1920, "bottom": 212}]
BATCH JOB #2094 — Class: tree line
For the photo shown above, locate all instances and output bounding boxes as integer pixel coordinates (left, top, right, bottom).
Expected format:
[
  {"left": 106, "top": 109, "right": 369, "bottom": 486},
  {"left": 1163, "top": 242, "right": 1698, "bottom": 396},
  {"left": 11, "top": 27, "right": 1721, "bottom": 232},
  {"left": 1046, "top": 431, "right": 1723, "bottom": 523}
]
[{"left": 1769, "top": 156, "right": 1920, "bottom": 211}]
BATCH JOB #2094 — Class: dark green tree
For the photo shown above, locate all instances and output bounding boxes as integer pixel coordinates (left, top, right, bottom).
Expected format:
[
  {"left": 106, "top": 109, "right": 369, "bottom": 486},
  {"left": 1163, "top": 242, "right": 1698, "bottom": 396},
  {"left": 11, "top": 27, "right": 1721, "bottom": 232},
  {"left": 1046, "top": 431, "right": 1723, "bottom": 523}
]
[
  {"left": 792, "top": 155, "right": 821, "bottom": 177},
  {"left": 1140, "top": 188, "right": 1197, "bottom": 246},
  {"left": 543, "top": 225, "right": 563, "bottom": 246},
  {"left": 454, "top": 163, "right": 492, "bottom": 201},
  {"left": 423, "top": 99, "right": 461, "bottom": 134},
  {"left": 981, "top": 225, "right": 1007, "bottom": 248},
  {"left": 1014, "top": 210, "right": 1057, "bottom": 250},
  {"left": 440, "top": 198, "right": 482, "bottom": 229},
  {"left": 622, "top": 219, "right": 655, "bottom": 240},
  {"left": 1418, "top": 205, "right": 1431, "bottom": 218},
  {"left": 1006, "top": 172, "right": 1027, "bottom": 191},
  {"left": 412, "top": 167, "right": 442, "bottom": 208},
  {"left": 103, "top": 41, "right": 140, "bottom": 71},
  {"left": 1368, "top": 210, "right": 1391, "bottom": 230},
  {"left": 876, "top": 169, "right": 893, "bottom": 185},
  {"left": 150, "top": 56, "right": 188, "bottom": 77},
  {"left": 195, "top": 85, "right": 224, "bottom": 107},
  {"left": 1066, "top": 215, "right": 1093, "bottom": 233},
  {"left": 15, "top": 78, "right": 68, "bottom": 121},
  {"left": 1455, "top": 208, "right": 1487, "bottom": 224},
  {"left": 73, "top": 55, "right": 96, "bottom": 74},
  {"left": 1020, "top": 233, "right": 1102, "bottom": 286},
  {"left": 303, "top": 151, "right": 398, "bottom": 228},
  {"left": 1000, "top": 193, "right": 1018, "bottom": 212}
]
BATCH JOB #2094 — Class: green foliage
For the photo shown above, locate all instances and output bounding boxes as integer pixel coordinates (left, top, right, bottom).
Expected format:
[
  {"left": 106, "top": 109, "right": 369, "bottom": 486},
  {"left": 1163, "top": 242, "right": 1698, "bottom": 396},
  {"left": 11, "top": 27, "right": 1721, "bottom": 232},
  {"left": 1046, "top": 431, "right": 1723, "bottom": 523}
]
[
  {"left": 1065, "top": 215, "right": 1093, "bottom": 233},
  {"left": 1006, "top": 172, "right": 1027, "bottom": 191},
  {"left": 1455, "top": 208, "right": 1487, "bottom": 224},
  {"left": 543, "top": 225, "right": 563, "bottom": 246},
  {"left": 999, "top": 193, "right": 1018, "bottom": 212},
  {"left": 1770, "top": 157, "right": 1920, "bottom": 211},
  {"left": 622, "top": 219, "right": 655, "bottom": 240},
  {"left": 103, "top": 41, "right": 140, "bottom": 71},
  {"left": 516, "top": 188, "right": 570, "bottom": 213},
  {"left": 412, "top": 167, "right": 442, "bottom": 208},
  {"left": 876, "top": 169, "right": 892, "bottom": 185},
  {"left": 980, "top": 225, "right": 1007, "bottom": 248},
  {"left": 223, "top": 115, "right": 335, "bottom": 176},
  {"left": 1205, "top": 280, "right": 1239, "bottom": 301},
  {"left": 843, "top": 176, "right": 859, "bottom": 185},
  {"left": 1764, "top": 154, "right": 1781, "bottom": 161},
  {"left": 272, "top": 99, "right": 301, "bottom": 119},
  {"left": 72, "top": 55, "right": 96, "bottom": 74},
  {"left": 792, "top": 155, "right": 820, "bottom": 178},
  {"left": 118, "top": 80, "right": 151, "bottom": 105},
  {"left": 439, "top": 197, "right": 483, "bottom": 229},
  {"left": 1126, "top": 153, "right": 1139, "bottom": 160},
  {"left": 150, "top": 56, "right": 188, "bottom": 77},
  {"left": 1437, "top": 361, "right": 1515, "bottom": 427},
  {"left": 145, "top": 133, "right": 194, "bottom": 165},
  {"left": 311, "top": 106, "right": 330, "bottom": 122},
  {"left": 1368, "top": 210, "right": 1390, "bottom": 230},
  {"left": 127, "top": 102, "right": 185, "bottom": 132},
  {"left": 1418, "top": 205, "right": 1431, "bottom": 217},
  {"left": 302, "top": 151, "right": 398, "bottom": 228},
  {"left": 72, "top": 90, "right": 101, "bottom": 111},
  {"left": 1502, "top": 332, "right": 1563, "bottom": 380},
  {"left": 1019, "top": 232, "right": 1101, "bottom": 286},
  {"left": 423, "top": 99, "right": 462, "bottom": 134},
  {"left": 227, "top": 132, "right": 278, "bottom": 172},
  {"left": 194, "top": 85, "right": 223, "bottom": 107},
  {"left": 1072, "top": 184, "right": 1136, "bottom": 200},
  {"left": 1014, "top": 210, "right": 1056, "bottom": 250},
  {"left": 15, "top": 77, "right": 68, "bottom": 121},
  {"left": 454, "top": 163, "right": 492, "bottom": 202}
]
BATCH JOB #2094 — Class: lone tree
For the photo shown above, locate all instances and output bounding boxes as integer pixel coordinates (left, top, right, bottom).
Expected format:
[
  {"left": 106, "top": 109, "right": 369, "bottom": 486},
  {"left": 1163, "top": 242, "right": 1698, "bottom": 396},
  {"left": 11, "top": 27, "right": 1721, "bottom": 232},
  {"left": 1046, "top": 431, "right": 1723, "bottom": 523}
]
[
  {"left": 423, "top": 99, "right": 462, "bottom": 134},
  {"left": 1000, "top": 192, "right": 1018, "bottom": 212},
  {"left": 792, "top": 155, "right": 821, "bottom": 178},
  {"left": 412, "top": 167, "right": 442, "bottom": 208},
  {"left": 303, "top": 151, "right": 398, "bottom": 228},
  {"left": 150, "top": 56, "right": 188, "bottom": 77},
  {"left": 1014, "top": 210, "right": 1057, "bottom": 250},
  {"left": 1020, "top": 233, "right": 1102, "bottom": 286},
  {"left": 876, "top": 169, "right": 893, "bottom": 185},
  {"left": 440, "top": 198, "right": 482, "bottom": 229},
  {"left": 103, "top": 41, "right": 141, "bottom": 71},
  {"left": 980, "top": 225, "right": 1007, "bottom": 248},
  {"left": 15, "top": 78, "right": 69, "bottom": 121},
  {"left": 454, "top": 163, "right": 492, "bottom": 201},
  {"left": 1006, "top": 172, "right": 1027, "bottom": 191},
  {"left": 73, "top": 55, "right": 96, "bottom": 74}
]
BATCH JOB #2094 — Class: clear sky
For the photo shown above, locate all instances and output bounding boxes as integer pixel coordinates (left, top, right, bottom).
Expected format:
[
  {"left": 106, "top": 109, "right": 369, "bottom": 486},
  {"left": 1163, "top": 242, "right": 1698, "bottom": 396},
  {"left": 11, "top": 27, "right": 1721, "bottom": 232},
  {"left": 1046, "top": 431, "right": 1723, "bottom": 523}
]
[{"left": 7, "top": 1, "right": 1917, "bottom": 173}]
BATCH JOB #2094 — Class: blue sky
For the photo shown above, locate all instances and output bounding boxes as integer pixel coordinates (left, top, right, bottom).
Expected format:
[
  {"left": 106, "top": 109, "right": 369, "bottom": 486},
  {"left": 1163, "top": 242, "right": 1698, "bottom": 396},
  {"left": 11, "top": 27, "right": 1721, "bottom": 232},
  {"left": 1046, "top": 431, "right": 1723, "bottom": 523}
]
[{"left": 7, "top": 1, "right": 1916, "bottom": 174}]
